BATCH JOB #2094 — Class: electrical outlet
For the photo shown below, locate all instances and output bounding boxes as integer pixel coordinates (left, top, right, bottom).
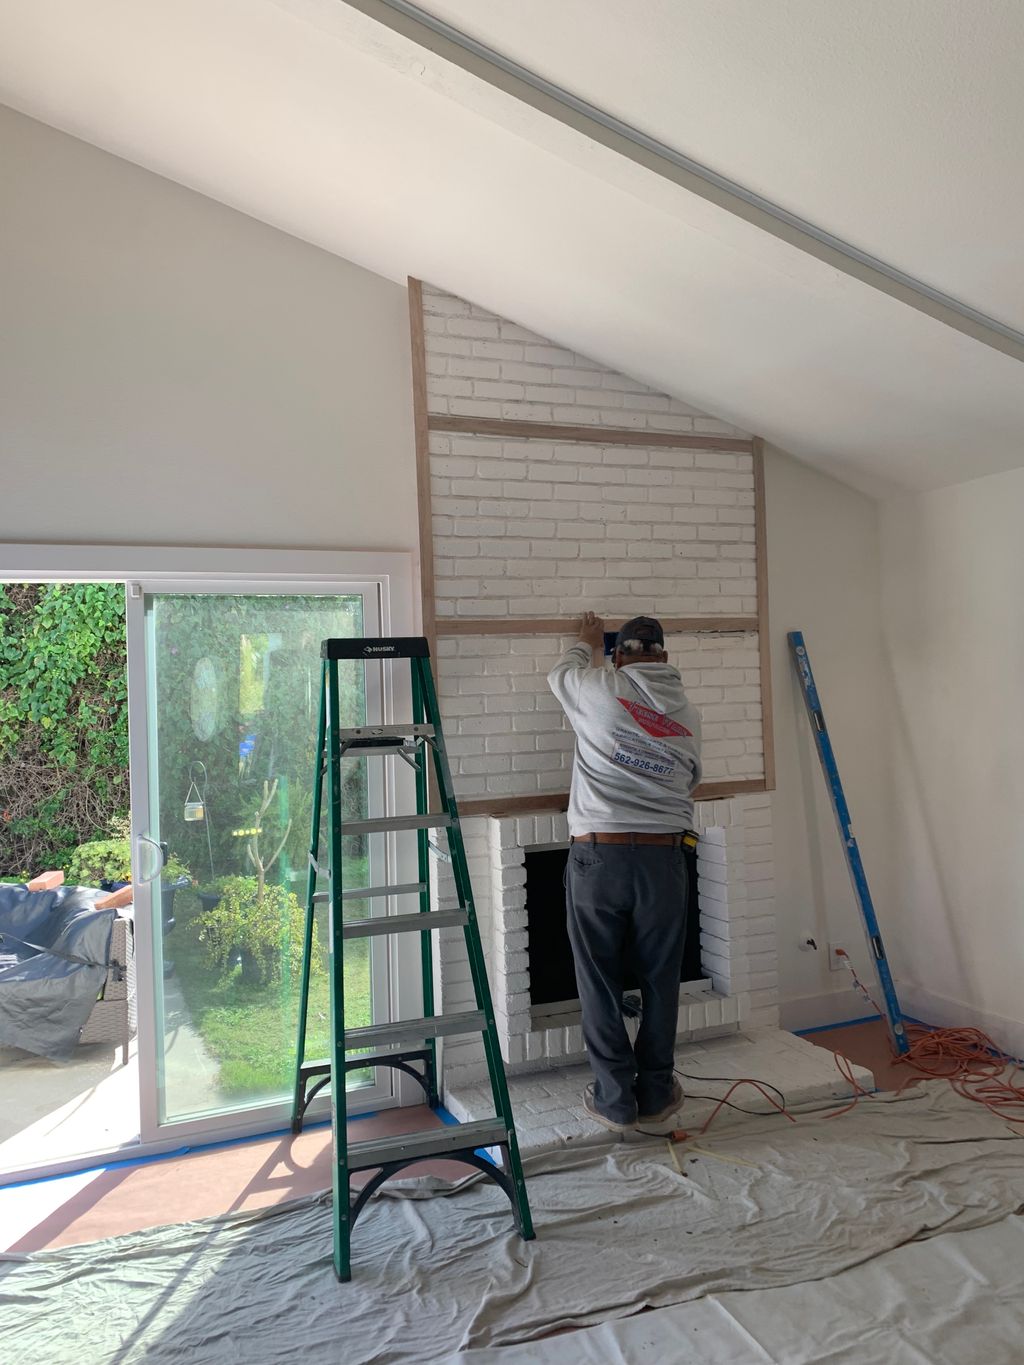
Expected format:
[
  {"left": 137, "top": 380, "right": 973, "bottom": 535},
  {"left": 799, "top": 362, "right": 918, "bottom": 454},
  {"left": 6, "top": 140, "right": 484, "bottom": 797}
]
[{"left": 828, "top": 942, "right": 848, "bottom": 972}]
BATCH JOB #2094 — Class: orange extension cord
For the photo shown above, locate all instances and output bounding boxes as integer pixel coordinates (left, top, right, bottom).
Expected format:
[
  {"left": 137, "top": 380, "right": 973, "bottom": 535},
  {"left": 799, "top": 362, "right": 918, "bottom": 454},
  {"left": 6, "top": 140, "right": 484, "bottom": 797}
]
[{"left": 668, "top": 953, "right": 1024, "bottom": 1143}]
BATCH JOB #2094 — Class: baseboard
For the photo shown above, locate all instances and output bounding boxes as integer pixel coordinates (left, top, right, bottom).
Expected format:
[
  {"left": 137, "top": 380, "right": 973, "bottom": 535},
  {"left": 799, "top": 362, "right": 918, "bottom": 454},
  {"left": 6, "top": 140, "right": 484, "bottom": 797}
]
[
  {"left": 779, "top": 988, "right": 873, "bottom": 1034},
  {"left": 898, "top": 983, "right": 1024, "bottom": 1060}
]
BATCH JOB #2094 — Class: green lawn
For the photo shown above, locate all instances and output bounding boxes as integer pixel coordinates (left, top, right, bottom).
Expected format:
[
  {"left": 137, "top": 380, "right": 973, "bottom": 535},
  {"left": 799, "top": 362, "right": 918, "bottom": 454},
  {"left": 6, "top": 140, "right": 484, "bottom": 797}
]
[{"left": 169, "top": 882, "right": 372, "bottom": 1101}]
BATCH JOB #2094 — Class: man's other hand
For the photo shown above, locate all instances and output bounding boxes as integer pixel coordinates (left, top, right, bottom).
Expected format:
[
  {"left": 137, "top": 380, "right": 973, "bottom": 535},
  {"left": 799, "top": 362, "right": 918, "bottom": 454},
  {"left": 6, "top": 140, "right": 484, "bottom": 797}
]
[{"left": 578, "top": 611, "right": 605, "bottom": 650}]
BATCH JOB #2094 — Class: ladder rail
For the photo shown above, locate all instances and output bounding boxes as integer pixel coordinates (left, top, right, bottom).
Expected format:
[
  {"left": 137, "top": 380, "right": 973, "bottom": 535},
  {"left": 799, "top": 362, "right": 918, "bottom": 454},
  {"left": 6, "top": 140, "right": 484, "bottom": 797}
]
[
  {"left": 787, "top": 631, "right": 908, "bottom": 1055},
  {"left": 326, "top": 656, "right": 353, "bottom": 1278},
  {"left": 291, "top": 664, "right": 328, "bottom": 1128},
  {"left": 412, "top": 658, "right": 439, "bottom": 1106}
]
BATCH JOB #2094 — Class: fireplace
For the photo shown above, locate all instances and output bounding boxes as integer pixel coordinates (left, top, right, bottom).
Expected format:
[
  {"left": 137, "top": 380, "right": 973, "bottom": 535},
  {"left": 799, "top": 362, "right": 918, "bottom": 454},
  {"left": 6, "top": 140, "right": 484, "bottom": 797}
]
[
  {"left": 429, "top": 794, "right": 777, "bottom": 1083},
  {"left": 524, "top": 844, "right": 704, "bottom": 1012}
]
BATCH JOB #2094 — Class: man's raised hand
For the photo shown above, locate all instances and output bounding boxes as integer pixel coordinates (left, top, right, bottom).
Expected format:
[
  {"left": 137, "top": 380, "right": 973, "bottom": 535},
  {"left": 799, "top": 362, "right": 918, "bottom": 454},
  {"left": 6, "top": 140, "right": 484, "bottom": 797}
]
[{"left": 578, "top": 610, "right": 605, "bottom": 650}]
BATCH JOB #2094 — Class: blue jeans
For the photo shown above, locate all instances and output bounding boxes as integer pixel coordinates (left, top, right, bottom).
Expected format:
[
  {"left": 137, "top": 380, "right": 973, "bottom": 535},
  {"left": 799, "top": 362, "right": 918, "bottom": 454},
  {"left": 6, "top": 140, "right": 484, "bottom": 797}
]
[{"left": 565, "top": 841, "right": 688, "bottom": 1123}]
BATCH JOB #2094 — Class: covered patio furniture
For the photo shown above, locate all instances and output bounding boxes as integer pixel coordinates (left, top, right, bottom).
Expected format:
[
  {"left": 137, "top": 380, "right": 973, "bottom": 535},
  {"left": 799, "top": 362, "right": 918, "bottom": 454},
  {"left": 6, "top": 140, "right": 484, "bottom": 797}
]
[{"left": 0, "top": 882, "right": 136, "bottom": 1063}]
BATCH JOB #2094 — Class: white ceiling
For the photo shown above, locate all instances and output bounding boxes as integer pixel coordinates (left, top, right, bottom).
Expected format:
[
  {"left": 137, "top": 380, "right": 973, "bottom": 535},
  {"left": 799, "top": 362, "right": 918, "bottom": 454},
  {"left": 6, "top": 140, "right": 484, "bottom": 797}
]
[
  {"left": 424, "top": 0, "right": 1024, "bottom": 331},
  {"left": 1, "top": 0, "right": 1022, "bottom": 497}
]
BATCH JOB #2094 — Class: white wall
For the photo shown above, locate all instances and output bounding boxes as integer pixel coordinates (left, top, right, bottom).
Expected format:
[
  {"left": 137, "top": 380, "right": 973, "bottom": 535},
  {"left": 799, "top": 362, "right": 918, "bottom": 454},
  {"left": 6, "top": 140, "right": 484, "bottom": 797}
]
[
  {"left": 765, "top": 446, "right": 896, "bottom": 1031},
  {"left": 1, "top": 106, "right": 902, "bottom": 1033},
  {"left": 881, "top": 469, "right": 1024, "bottom": 1055},
  {"left": 0, "top": 106, "right": 417, "bottom": 555}
]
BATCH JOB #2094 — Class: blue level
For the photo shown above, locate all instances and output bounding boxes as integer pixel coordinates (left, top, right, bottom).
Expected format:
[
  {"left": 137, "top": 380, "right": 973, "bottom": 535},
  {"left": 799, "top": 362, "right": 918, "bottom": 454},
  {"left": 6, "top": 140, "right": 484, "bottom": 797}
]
[{"left": 788, "top": 631, "right": 909, "bottom": 1055}]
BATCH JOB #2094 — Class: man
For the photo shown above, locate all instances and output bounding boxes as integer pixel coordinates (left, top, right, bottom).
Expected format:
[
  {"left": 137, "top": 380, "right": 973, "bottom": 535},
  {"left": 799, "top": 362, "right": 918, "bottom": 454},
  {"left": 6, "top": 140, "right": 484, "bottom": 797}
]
[{"left": 548, "top": 612, "right": 702, "bottom": 1133}]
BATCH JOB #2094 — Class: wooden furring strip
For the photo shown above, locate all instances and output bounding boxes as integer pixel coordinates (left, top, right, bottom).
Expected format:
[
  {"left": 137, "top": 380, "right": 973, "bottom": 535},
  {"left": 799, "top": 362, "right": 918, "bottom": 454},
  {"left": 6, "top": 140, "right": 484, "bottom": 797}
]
[
  {"left": 751, "top": 437, "right": 776, "bottom": 790},
  {"left": 458, "top": 778, "right": 767, "bottom": 820},
  {"left": 428, "top": 413, "right": 752, "bottom": 453},
  {"left": 436, "top": 616, "right": 759, "bottom": 638},
  {"left": 408, "top": 278, "right": 436, "bottom": 652}
]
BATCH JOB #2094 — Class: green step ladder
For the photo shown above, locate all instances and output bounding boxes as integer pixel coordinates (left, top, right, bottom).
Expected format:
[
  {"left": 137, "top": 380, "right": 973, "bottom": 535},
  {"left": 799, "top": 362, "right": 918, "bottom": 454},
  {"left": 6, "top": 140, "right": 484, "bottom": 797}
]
[{"left": 291, "top": 636, "right": 535, "bottom": 1281}]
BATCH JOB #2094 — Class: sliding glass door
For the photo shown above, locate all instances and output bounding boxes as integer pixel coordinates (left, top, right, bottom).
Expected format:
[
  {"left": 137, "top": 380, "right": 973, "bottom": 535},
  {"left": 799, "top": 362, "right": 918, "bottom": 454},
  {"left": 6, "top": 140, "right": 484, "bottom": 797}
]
[{"left": 127, "top": 579, "right": 411, "bottom": 1143}]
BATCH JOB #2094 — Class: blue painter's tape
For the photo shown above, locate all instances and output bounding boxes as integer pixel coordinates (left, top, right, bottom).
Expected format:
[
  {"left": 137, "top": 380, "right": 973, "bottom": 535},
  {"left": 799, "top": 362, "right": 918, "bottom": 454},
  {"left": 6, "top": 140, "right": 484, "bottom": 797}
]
[{"left": 795, "top": 1015, "right": 882, "bottom": 1037}]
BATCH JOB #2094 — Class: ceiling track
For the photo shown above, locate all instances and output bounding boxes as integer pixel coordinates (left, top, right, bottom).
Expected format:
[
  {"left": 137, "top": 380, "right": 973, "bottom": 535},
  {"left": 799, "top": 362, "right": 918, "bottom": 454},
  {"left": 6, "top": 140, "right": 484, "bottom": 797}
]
[{"left": 341, "top": 0, "right": 1024, "bottom": 365}]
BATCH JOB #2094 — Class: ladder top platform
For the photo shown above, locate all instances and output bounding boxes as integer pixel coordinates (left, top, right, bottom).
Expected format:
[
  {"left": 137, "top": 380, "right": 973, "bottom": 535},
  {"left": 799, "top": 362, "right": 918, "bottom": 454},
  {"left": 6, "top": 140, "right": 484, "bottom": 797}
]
[{"left": 321, "top": 637, "right": 430, "bottom": 660}]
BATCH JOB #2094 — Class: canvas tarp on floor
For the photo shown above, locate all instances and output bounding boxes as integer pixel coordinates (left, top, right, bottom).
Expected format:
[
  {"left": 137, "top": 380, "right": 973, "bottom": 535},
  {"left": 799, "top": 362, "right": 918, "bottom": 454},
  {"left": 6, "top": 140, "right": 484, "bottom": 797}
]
[
  {"left": 1, "top": 1086, "right": 1022, "bottom": 1365},
  {"left": 447, "top": 1212, "right": 1024, "bottom": 1365}
]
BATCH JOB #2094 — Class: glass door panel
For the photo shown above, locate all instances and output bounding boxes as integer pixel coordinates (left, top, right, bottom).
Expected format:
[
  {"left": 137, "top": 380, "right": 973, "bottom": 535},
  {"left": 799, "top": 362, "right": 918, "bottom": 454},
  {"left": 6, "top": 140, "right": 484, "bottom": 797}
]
[{"left": 138, "top": 589, "right": 390, "bottom": 1128}]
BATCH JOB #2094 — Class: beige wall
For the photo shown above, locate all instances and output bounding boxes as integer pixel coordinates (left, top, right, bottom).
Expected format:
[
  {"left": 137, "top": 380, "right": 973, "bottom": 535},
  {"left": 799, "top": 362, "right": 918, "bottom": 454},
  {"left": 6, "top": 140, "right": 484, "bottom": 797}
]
[
  {"left": 0, "top": 106, "right": 417, "bottom": 555},
  {"left": 765, "top": 445, "right": 896, "bottom": 1030},
  {"left": 881, "top": 469, "right": 1024, "bottom": 1056}
]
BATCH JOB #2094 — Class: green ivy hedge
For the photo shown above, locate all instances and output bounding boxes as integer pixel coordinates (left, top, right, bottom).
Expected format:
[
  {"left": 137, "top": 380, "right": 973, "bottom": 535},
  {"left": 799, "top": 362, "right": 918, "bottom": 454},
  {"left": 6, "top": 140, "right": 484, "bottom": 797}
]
[{"left": 0, "top": 583, "right": 129, "bottom": 876}]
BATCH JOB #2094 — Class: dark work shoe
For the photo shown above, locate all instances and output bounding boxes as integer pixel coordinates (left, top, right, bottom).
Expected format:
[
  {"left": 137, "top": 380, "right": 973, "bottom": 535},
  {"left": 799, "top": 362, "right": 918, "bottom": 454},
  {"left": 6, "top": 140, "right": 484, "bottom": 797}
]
[
  {"left": 637, "top": 1078, "right": 684, "bottom": 1127},
  {"left": 583, "top": 1084, "right": 636, "bottom": 1133}
]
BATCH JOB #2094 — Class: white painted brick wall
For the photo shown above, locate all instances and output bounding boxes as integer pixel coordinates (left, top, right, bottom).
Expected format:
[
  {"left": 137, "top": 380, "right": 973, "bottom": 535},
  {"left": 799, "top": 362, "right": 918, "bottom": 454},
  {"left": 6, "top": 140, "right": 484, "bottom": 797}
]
[
  {"left": 421, "top": 286, "right": 777, "bottom": 1082},
  {"left": 436, "top": 631, "right": 762, "bottom": 801},
  {"left": 422, "top": 284, "right": 745, "bottom": 437},
  {"left": 429, "top": 431, "right": 756, "bottom": 619},
  {"left": 422, "top": 283, "right": 764, "bottom": 804}
]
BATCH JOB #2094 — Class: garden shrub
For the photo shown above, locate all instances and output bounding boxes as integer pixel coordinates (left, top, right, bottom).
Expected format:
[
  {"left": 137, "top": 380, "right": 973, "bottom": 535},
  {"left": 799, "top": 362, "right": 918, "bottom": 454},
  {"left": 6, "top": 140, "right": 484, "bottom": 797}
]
[
  {"left": 0, "top": 583, "right": 129, "bottom": 876},
  {"left": 65, "top": 833, "right": 192, "bottom": 887},
  {"left": 192, "top": 874, "right": 318, "bottom": 987}
]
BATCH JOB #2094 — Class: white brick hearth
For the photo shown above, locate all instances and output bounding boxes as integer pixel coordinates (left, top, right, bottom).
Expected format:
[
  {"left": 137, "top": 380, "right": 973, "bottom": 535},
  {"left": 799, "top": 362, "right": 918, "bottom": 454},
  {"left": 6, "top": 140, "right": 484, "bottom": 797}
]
[{"left": 446, "top": 1028, "right": 875, "bottom": 1155}]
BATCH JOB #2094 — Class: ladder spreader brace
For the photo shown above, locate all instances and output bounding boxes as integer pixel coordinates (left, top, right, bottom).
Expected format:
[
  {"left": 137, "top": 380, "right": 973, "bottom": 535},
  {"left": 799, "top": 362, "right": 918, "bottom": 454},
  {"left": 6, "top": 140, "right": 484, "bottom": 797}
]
[{"left": 290, "top": 635, "right": 535, "bottom": 1280}]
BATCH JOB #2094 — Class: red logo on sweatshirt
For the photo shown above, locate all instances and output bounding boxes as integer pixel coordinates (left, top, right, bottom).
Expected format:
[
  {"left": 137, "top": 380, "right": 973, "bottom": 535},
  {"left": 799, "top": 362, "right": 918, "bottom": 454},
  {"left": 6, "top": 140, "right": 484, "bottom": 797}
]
[{"left": 617, "top": 698, "right": 692, "bottom": 739}]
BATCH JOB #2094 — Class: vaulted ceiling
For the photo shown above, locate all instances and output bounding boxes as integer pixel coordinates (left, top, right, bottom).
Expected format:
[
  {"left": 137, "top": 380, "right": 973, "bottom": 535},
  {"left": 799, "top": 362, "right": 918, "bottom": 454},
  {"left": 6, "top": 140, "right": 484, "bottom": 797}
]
[{"left": 2, "top": 0, "right": 1022, "bottom": 496}]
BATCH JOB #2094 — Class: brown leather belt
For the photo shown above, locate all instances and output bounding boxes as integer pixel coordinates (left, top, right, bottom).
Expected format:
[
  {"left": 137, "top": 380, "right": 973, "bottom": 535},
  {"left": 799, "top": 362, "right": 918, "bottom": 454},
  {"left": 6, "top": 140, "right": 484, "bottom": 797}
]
[{"left": 572, "top": 831, "right": 698, "bottom": 849}]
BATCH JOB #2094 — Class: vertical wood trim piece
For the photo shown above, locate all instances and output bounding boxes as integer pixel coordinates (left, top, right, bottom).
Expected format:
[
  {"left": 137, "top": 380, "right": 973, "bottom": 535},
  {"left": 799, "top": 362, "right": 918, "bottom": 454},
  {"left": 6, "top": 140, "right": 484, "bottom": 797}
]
[
  {"left": 752, "top": 436, "right": 776, "bottom": 791},
  {"left": 407, "top": 278, "right": 436, "bottom": 653}
]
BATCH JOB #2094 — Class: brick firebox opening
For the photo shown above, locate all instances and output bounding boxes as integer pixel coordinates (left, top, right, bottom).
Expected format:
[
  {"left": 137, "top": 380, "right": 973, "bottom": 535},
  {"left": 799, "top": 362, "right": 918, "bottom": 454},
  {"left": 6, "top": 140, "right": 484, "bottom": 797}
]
[{"left": 523, "top": 842, "right": 704, "bottom": 1025}]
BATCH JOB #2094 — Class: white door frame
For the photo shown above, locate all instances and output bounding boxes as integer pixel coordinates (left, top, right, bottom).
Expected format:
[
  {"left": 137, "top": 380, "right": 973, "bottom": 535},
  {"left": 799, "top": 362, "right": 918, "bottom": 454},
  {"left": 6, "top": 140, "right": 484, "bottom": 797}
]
[{"left": 0, "top": 545, "right": 422, "bottom": 1176}]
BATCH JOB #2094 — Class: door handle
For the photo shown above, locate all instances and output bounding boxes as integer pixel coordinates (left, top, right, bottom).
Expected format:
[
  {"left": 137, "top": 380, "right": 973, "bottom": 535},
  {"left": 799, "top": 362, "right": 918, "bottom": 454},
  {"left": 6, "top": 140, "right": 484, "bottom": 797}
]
[{"left": 136, "top": 835, "right": 168, "bottom": 884}]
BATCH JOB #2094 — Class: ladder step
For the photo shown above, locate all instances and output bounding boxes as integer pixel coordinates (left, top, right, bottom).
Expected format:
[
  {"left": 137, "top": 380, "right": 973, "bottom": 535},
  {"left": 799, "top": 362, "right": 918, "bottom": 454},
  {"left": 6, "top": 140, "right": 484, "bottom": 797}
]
[
  {"left": 312, "top": 882, "right": 428, "bottom": 903},
  {"left": 345, "top": 1011, "right": 486, "bottom": 1051},
  {"left": 348, "top": 1119, "right": 508, "bottom": 1172},
  {"left": 343, "top": 814, "right": 452, "bottom": 836},
  {"left": 341, "top": 741, "right": 421, "bottom": 759},
  {"left": 342, "top": 909, "right": 467, "bottom": 939},
  {"left": 337, "top": 724, "right": 435, "bottom": 740}
]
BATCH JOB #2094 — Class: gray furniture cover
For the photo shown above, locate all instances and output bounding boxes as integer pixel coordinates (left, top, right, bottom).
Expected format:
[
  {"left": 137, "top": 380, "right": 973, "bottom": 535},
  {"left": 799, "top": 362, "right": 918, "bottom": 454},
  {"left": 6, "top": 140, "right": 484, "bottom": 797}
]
[{"left": 0, "top": 884, "right": 116, "bottom": 1060}]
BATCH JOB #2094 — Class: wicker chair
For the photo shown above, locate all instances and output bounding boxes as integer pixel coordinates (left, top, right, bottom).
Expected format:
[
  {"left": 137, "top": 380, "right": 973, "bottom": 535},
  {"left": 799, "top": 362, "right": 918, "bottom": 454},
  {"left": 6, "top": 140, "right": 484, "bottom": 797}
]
[{"left": 79, "top": 910, "right": 137, "bottom": 1065}]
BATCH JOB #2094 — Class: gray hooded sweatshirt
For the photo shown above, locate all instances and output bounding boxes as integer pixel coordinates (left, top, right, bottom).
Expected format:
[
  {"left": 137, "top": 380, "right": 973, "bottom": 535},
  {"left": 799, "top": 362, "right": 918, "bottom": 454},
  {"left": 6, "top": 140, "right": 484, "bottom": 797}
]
[{"left": 548, "top": 643, "right": 702, "bottom": 837}]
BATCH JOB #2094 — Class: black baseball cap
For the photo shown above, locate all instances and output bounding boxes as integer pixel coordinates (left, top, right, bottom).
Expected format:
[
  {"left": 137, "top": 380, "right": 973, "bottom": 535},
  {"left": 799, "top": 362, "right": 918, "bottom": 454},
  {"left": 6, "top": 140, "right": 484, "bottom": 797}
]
[{"left": 614, "top": 616, "right": 665, "bottom": 651}]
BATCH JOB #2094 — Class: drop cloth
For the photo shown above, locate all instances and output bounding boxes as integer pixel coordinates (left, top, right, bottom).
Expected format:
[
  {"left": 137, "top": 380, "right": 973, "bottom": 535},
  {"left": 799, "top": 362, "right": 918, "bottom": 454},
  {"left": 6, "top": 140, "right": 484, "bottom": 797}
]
[
  {"left": 1, "top": 1085, "right": 1021, "bottom": 1365},
  {"left": 445, "top": 1212, "right": 1024, "bottom": 1364}
]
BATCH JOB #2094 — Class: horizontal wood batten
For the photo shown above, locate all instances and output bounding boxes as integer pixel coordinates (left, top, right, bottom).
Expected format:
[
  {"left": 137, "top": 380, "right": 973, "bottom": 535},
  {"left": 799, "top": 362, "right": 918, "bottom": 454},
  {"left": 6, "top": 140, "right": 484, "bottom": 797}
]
[
  {"left": 437, "top": 616, "right": 759, "bottom": 638},
  {"left": 428, "top": 413, "right": 752, "bottom": 452},
  {"left": 458, "top": 778, "right": 767, "bottom": 820}
]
